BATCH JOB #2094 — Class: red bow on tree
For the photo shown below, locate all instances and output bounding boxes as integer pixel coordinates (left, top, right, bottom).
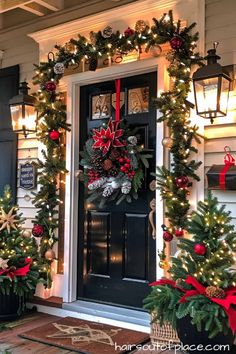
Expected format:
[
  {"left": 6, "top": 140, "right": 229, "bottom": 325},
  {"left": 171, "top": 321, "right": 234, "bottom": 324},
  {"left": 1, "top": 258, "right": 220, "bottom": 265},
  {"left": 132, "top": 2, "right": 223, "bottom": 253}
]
[
  {"left": 92, "top": 119, "right": 125, "bottom": 154},
  {"left": 150, "top": 276, "right": 236, "bottom": 333},
  {"left": 0, "top": 262, "right": 31, "bottom": 280}
]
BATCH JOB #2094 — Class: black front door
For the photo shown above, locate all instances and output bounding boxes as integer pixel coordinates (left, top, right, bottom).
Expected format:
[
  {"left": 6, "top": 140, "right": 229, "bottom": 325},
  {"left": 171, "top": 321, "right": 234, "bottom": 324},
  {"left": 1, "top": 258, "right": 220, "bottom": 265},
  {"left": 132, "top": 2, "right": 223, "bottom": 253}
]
[
  {"left": 0, "top": 66, "right": 19, "bottom": 201},
  {"left": 78, "top": 72, "right": 157, "bottom": 308}
]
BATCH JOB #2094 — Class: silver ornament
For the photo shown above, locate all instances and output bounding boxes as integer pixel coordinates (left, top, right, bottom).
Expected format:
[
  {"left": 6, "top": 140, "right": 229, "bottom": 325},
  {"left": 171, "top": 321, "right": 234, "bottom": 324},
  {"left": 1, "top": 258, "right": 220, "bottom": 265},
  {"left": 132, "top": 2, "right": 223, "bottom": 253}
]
[
  {"left": 121, "top": 180, "right": 132, "bottom": 194},
  {"left": 149, "top": 45, "right": 162, "bottom": 57},
  {"left": 127, "top": 136, "right": 138, "bottom": 146},
  {"left": 111, "top": 180, "right": 120, "bottom": 189},
  {"left": 53, "top": 62, "right": 65, "bottom": 75},
  {"left": 102, "top": 185, "right": 114, "bottom": 197},
  {"left": 102, "top": 26, "right": 113, "bottom": 39}
]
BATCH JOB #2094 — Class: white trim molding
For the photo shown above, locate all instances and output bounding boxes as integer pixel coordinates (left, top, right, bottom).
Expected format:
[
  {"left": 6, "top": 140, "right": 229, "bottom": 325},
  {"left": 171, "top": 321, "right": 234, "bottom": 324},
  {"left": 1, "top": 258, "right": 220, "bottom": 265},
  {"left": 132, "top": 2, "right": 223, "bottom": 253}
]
[{"left": 63, "top": 57, "right": 166, "bottom": 302}]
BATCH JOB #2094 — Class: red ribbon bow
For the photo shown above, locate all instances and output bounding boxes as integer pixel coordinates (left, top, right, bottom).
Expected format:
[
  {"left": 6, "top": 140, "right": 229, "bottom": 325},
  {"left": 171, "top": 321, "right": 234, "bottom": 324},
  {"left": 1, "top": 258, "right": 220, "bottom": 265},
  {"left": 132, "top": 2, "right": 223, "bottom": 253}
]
[
  {"left": 0, "top": 262, "right": 31, "bottom": 280},
  {"left": 150, "top": 276, "right": 236, "bottom": 333},
  {"left": 219, "top": 146, "right": 235, "bottom": 190}
]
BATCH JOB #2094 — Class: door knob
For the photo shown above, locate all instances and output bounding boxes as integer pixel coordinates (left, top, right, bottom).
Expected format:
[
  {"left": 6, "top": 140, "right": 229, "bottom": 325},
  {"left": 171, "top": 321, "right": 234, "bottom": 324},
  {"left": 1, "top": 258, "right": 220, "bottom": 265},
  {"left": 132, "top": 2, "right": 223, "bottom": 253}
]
[{"left": 149, "top": 198, "right": 156, "bottom": 239}]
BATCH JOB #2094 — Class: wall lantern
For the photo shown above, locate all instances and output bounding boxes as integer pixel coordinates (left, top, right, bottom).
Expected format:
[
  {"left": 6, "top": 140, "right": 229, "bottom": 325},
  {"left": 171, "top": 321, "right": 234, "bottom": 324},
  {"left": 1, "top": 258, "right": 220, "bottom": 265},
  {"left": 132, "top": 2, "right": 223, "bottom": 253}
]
[
  {"left": 9, "top": 81, "right": 37, "bottom": 137},
  {"left": 192, "top": 42, "right": 232, "bottom": 124}
]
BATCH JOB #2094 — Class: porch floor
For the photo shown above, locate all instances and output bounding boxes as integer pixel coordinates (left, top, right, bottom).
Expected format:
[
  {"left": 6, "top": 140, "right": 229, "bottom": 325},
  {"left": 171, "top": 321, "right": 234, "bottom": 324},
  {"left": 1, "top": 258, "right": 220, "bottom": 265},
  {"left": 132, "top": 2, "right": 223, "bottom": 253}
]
[{"left": 0, "top": 312, "right": 177, "bottom": 354}]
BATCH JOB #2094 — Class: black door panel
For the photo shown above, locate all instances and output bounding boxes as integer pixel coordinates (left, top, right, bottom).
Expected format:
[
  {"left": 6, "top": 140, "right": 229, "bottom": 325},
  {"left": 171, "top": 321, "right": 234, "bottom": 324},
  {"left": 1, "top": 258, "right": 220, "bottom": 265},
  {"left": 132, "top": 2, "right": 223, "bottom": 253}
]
[
  {"left": 0, "top": 66, "right": 19, "bottom": 201},
  {"left": 78, "top": 72, "right": 157, "bottom": 308}
]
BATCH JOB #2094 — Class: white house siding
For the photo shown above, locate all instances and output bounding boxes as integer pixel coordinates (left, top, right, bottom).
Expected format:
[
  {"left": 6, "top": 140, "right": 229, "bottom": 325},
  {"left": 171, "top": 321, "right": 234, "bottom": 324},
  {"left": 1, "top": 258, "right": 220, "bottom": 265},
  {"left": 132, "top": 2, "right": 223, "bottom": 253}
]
[
  {"left": 0, "top": 0, "right": 136, "bottom": 229},
  {"left": 204, "top": 0, "right": 236, "bottom": 227}
]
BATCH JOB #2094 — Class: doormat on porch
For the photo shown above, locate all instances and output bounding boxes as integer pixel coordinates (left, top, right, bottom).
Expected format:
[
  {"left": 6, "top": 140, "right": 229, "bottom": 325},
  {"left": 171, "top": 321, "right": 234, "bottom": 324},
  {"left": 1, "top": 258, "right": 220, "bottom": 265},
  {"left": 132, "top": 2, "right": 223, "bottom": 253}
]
[{"left": 20, "top": 316, "right": 150, "bottom": 353}]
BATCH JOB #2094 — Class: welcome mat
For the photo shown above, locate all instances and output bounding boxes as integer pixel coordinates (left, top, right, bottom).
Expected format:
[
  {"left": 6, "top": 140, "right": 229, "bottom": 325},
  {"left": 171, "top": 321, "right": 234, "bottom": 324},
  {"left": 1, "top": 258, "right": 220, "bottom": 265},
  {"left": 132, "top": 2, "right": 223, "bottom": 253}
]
[{"left": 20, "top": 316, "right": 150, "bottom": 353}]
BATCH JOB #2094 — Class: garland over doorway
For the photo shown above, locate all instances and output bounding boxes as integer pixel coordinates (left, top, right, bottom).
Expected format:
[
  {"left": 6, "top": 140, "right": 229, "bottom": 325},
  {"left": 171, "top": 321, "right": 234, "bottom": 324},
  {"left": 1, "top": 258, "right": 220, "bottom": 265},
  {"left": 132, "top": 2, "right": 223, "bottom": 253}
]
[{"left": 32, "top": 10, "right": 202, "bottom": 286}]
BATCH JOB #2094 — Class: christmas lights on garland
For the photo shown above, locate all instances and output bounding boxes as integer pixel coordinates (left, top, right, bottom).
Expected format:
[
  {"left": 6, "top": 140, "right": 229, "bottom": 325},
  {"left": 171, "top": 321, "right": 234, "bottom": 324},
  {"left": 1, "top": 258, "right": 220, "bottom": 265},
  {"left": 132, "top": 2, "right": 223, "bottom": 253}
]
[{"left": 32, "top": 10, "right": 202, "bottom": 285}]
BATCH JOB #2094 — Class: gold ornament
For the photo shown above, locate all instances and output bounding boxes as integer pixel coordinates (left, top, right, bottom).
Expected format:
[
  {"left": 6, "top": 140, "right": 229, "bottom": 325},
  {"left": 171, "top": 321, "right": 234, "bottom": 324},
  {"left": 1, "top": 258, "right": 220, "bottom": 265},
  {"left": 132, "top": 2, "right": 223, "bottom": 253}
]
[
  {"left": 159, "top": 259, "right": 170, "bottom": 270},
  {"left": 205, "top": 286, "right": 225, "bottom": 299},
  {"left": 135, "top": 20, "right": 147, "bottom": 33},
  {"left": 45, "top": 249, "right": 56, "bottom": 261},
  {"left": 0, "top": 257, "right": 9, "bottom": 270},
  {"left": 0, "top": 207, "right": 18, "bottom": 233},
  {"left": 162, "top": 137, "right": 173, "bottom": 149},
  {"left": 22, "top": 230, "right": 31, "bottom": 238},
  {"left": 149, "top": 45, "right": 162, "bottom": 57}
]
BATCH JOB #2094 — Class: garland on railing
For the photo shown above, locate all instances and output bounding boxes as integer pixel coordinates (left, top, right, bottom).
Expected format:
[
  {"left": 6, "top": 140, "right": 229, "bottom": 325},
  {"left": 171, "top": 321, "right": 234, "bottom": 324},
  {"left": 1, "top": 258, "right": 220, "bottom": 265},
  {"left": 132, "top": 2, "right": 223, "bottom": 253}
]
[{"left": 32, "top": 10, "right": 202, "bottom": 286}]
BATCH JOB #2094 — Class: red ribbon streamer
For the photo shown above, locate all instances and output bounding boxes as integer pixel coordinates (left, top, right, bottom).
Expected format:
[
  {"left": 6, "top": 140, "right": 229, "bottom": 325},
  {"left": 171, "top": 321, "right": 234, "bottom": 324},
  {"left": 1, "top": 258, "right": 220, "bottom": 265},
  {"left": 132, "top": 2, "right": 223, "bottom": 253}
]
[
  {"left": 219, "top": 146, "right": 235, "bottom": 190},
  {"left": 150, "top": 275, "right": 236, "bottom": 333},
  {"left": 0, "top": 262, "right": 31, "bottom": 280},
  {"left": 115, "top": 79, "right": 121, "bottom": 122}
]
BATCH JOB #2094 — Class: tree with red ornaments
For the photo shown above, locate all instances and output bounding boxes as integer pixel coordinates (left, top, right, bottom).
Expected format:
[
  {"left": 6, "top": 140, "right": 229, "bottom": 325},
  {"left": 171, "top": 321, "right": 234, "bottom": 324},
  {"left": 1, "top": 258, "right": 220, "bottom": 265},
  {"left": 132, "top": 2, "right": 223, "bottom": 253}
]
[
  {"left": 0, "top": 186, "right": 42, "bottom": 314},
  {"left": 144, "top": 192, "right": 236, "bottom": 339}
]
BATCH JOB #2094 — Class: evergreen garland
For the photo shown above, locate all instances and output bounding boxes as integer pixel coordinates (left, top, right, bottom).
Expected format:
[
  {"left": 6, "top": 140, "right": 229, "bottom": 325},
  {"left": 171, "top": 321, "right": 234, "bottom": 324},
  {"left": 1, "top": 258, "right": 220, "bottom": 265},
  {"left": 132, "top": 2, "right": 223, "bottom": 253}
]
[{"left": 32, "top": 10, "right": 202, "bottom": 286}]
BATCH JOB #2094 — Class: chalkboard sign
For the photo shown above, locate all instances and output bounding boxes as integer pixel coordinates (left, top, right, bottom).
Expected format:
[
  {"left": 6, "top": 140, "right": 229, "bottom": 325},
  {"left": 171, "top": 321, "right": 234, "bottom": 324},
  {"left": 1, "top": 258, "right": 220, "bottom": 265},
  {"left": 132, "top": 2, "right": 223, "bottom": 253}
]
[{"left": 19, "top": 162, "right": 36, "bottom": 190}]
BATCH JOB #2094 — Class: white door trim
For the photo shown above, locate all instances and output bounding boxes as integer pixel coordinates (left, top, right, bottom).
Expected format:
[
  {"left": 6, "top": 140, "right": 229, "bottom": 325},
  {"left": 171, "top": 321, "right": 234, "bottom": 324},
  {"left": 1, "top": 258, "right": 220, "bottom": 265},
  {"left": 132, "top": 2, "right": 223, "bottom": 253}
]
[{"left": 62, "top": 57, "right": 167, "bottom": 302}]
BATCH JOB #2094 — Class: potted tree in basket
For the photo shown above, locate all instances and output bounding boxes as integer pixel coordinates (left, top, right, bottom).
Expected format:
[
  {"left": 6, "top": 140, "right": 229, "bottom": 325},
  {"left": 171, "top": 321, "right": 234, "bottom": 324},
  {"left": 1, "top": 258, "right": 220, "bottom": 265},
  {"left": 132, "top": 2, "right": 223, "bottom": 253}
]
[
  {"left": 144, "top": 192, "right": 236, "bottom": 353},
  {"left": 0, "top": 186, "right": 42, "bottom": 320}
]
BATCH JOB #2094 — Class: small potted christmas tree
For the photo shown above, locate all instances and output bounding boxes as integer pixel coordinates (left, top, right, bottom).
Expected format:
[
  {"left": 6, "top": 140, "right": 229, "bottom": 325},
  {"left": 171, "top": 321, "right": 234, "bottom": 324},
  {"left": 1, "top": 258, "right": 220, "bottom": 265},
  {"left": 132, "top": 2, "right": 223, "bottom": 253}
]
[
  {"left": 144, "top": 192, "right": 236, "bottom": 352},
  {"left": 0, "top": 186, "right": 42, "bottom": 320}
]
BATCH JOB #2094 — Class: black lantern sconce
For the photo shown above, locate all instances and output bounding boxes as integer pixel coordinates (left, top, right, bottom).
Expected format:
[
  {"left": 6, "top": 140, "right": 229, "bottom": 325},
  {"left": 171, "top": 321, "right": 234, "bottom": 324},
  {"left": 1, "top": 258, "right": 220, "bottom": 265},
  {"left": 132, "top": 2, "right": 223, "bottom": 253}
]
[
  {"left": 9, "top": 81, "right": 37, "bottom": 138},
  {"left": 193, "top": 42, "right": 232, "bottom": 124}
]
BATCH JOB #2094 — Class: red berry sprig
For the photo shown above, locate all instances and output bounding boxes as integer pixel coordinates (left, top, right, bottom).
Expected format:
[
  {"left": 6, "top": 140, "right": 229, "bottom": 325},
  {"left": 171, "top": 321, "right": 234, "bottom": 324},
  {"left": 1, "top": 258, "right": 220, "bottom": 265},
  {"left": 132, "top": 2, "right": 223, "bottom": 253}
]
[
  {"left": 119, "top": 157, "right": 135, "bottom": 179},
  {"left": 88, "top": 170, "right": 100, "bottom": 183}
]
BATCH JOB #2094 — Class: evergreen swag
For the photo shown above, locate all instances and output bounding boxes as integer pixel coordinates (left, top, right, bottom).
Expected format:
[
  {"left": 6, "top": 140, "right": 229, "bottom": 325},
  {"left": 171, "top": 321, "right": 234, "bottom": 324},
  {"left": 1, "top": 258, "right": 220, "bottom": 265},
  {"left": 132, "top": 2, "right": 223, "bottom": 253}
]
[
  {"left": 144, "top": 192, "right": 236, "bottom": 339},
  {"left": 79, "top": 120, "right": 151, "bottom": 206},
  {"left": 0, "top": 186, "right": 42, "bottom": 313},
  {"left": 32, "top": 10, "right": 202, "bottom": 283}
]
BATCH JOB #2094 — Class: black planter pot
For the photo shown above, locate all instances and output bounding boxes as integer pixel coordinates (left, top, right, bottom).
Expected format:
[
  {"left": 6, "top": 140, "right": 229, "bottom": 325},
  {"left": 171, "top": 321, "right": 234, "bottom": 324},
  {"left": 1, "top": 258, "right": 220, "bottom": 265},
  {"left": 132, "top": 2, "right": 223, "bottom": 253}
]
[
  {"left": 0, "top": 292, "right": 21, "bottom": 321},
  {"left": 176, "top": 316, "right": 235, "bottom": 354}
]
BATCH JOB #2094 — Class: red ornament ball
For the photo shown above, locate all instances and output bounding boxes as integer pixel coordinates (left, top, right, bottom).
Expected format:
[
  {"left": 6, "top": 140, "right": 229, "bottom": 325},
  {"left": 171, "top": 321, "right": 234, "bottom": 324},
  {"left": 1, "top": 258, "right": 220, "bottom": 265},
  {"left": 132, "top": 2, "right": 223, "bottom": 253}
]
[
  {"left": 170, "top": 36, "right": 183, "bottom": 50},
  {"left": 175, "top": 176, "right": 189, "bottom": 189},
  {"left": 32, "top": 224, "right": 44, "bottom": 237},
  {"left": 49, "top": 130, "right": 60, "bottom": 141},
  {"left": 194, "top": 243, "right": 207, "bottom": 256},
  {"left": 175, "top": 228, "right": 184, "bottom": 237},
  {"left": 163, "top": 231, "right": 173, "bottom": 242},
  {"left": 45, "top": 81, "right": 56, "bottom": 92},
  {"left": 124, "top": 27, "right": 135, "bottom": 37}
]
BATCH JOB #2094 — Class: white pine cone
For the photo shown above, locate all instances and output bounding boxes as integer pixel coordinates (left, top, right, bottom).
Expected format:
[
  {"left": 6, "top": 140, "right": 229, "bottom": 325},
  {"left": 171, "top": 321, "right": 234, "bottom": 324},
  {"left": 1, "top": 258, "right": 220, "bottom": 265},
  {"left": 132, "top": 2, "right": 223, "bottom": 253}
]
[
  {"left": 127, "top": 136, "right": 138, "bottom": 146},
  {"left": 102, "top": 185, "right": 114, "bottom": 197},
  {"left": 88, "top": 177, "right": 107, "bottom": 190},
  {"left": 54, "top": 62, "right": 65, "bottom": 75},
  {"left": 121, "top": 181, "right": 132, "bottom": 194}
]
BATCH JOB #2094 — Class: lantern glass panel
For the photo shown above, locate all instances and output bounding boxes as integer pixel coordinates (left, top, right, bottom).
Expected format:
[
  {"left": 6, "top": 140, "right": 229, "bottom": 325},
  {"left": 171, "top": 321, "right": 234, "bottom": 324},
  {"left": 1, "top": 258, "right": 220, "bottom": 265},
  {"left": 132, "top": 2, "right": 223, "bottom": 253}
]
[
  {"left": 220, "top": 76, "right": 230, "bottom": 115},
  {"left": 10, "top": 105, "right": 23, "bottom": 131},
  {"left": 194, "top": 76, "right": 219, "bottom": 117},
  {"left": 24, "top": 104, "right": 37, "bottom": 132}
]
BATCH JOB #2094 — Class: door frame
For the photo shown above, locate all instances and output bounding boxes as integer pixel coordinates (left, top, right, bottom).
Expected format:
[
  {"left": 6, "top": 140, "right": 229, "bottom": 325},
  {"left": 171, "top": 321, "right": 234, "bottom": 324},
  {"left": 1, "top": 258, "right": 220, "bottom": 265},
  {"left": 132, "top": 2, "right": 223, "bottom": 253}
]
[{"left": 62, "top": 57, "right": 168, "bottom": 303}]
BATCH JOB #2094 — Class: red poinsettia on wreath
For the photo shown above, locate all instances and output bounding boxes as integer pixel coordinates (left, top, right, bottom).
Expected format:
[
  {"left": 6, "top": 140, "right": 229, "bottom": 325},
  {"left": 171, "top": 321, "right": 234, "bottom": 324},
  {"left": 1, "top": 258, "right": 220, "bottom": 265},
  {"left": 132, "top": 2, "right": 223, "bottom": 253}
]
[{"left": 92, "top": 119, "right": 125, "bottom": 154}]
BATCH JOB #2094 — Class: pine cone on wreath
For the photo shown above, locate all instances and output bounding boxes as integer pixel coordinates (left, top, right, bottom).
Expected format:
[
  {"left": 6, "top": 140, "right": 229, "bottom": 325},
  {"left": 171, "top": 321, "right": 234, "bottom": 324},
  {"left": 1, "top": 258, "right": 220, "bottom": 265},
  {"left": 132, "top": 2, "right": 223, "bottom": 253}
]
[
  {"left": 205, "top": 286, "right": 226, "bottom": 299},
  {"left": 109, "top": 168, "right": 119, "bottom": 177},
  {"left": 109, "top": 149, "right": 120, "bottom": 161},
  {"left": 103, "top": 159, "right": 113, "bottom": 171},
  {"left": 121, "top": 181, "right": 132, "bottom": 194},
  {"left": 102, "top": 185, "right": 114, "bottom": 197}
]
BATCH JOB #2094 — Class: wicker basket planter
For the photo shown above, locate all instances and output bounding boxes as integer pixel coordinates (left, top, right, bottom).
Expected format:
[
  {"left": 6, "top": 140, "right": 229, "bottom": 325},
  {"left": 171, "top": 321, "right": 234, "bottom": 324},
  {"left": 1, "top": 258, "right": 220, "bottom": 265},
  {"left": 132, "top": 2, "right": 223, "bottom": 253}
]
[{"left": 150, "top": 313, "right": 180, "bottom": 346}]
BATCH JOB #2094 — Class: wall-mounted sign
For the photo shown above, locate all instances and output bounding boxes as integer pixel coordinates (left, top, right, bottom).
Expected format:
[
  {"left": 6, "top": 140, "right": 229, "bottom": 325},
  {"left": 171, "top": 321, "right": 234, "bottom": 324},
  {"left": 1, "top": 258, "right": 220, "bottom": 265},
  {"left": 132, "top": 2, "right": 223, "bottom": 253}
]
[{"left": 19, "top": 162, "right": 36, "bottom": 190}]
